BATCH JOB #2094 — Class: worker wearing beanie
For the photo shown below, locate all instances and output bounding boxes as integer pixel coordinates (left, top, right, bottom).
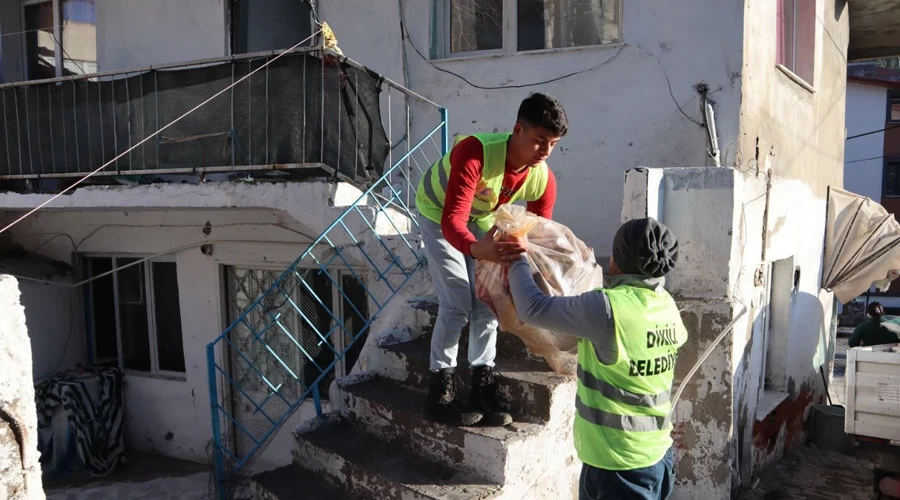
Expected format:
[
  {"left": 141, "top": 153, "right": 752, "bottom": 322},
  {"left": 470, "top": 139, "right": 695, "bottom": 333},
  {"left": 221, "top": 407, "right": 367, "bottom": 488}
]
[
  {"left": 508, "top": 217, "right": 687, "bottom": 500},
  {"left": 415, "top": 93, "right": 568, "bottom": 428}
]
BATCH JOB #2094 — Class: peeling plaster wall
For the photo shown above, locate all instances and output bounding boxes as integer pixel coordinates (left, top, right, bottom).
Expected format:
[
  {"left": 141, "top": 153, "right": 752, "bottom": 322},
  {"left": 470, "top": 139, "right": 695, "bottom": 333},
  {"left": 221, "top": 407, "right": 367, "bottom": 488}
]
[
  {"left": 623, "top": 167, "right": 753, "bottom": 499},
  {"left": 623, "top": 164, "right": 837, "bottom": 497},
  {"left": 0, "top": 275, "right": 45, "bottom": 500},
  {"left": 735, "top": 0, "right": 849, "bottom": 489}
]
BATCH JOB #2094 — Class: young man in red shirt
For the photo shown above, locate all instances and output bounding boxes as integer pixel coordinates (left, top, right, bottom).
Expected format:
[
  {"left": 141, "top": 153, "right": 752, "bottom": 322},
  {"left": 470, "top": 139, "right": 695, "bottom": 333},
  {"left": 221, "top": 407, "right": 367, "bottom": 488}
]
[{"left": 415, "top": 93, "right": 568, "bottom": 427}]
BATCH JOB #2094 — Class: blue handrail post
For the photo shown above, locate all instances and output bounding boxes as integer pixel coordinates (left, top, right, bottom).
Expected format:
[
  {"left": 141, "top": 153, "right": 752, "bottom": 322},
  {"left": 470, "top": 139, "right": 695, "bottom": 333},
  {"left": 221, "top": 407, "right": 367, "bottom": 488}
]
[
  {"left": 440, "top": 107, "right": 449, "bottom": 155},
  {"left": 207, "top": 344, "right": 227, "bottom": 500},
  {"left": 312, "top": 384, "right": 323, "bottom": 417}
]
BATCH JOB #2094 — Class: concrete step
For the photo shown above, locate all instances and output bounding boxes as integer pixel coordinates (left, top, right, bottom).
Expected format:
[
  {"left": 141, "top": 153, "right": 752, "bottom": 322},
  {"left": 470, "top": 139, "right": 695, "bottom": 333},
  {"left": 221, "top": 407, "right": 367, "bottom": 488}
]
[
  {"left": 250, "top": 463, "right": 348, "bottom": 500},
  {"left": 292, "top": 417, "right": 501, "bottom": 500},
  {"left": 334, "top": 375, "right": 573, "bottom": 486},
  {"left": 369, "top": 333, "right": 576, "bottom": 423}
]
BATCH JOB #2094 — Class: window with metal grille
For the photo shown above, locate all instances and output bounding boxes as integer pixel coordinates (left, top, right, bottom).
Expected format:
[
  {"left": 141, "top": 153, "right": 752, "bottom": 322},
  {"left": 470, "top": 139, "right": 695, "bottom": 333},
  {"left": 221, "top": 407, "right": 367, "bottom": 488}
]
[
  {"left": 223, "top": 266, "right": 370, "bottom": 398},
  {"left": 221, "top": 265, "right": 369, "bottom": 460}
]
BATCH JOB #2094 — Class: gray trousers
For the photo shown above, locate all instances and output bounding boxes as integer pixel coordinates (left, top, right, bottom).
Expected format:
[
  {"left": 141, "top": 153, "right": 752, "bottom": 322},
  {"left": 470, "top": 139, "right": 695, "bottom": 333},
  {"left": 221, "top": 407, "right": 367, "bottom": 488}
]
[{"left": 419, "top": 217, "right": 498, "bottom": 372}]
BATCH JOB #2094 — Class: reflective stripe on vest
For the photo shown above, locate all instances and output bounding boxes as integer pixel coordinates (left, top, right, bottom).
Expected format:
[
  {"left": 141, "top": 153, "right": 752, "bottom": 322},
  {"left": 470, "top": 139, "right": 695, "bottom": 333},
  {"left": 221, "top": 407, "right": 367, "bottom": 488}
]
[
  {"left": 575, "top": 397, "right": 671, "bottom": 432},
  {"left": 415, "top": 132, "right": 549, "bottom": 232},
  {"left": 576, "top": 365, "right": 671, "bottom": 408},
  {"left": 574, "top": 284, "right": 688, "bottom": 471}
]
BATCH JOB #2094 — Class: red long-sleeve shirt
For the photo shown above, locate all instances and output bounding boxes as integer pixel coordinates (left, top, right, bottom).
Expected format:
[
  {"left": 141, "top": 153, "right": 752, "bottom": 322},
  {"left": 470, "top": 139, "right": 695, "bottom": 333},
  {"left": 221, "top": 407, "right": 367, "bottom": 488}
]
[{"left": 441, "top": 136, "right": 557, "bottom": 256}]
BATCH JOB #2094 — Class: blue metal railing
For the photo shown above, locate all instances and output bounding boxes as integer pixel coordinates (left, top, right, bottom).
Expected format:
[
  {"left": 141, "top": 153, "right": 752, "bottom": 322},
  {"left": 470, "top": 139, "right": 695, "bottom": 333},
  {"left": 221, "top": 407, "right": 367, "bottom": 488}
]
[{"left": 206, "top": 78, "right": 447, "bottom": 496}]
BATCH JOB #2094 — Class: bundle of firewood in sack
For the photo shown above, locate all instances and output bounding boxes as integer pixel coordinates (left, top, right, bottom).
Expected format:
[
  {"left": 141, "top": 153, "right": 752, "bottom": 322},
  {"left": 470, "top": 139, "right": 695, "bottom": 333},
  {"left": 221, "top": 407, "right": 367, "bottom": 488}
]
[{"left": 474, "top": 204, "right": 604, "bottom": 375}]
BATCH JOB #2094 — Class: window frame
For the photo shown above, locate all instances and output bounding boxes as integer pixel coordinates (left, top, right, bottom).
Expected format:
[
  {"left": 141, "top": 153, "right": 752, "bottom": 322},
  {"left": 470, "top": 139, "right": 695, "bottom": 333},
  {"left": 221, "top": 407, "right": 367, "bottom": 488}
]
[
  {"left": 21, "top": 0, "right": 97, "bottom": 80},
  {"left": 83, "top": 254, "right": 186, "bottom": 380},
  {"left": 227, "top": 0, "right": 318, "bottom": 56},
  {"left": 21, "top": 0, "right": 62, "bottom": 80},
  {"left": 776, "top": 0, "right": 817, "bottom": 91},
  {"left": 889, "top": 93, "right": 900, "bottom": 124},
  {"left": 432, "top": 0, "right": 623, "bottom": 60},
  {"left": 884, "top": 159, "right": 900, "bottom": 199}
]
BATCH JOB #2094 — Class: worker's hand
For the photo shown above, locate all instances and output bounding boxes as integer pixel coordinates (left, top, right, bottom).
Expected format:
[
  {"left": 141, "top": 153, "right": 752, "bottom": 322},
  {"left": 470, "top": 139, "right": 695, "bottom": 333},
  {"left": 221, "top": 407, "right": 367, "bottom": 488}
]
[
  {"left": 500, "top": 232, "right": 528, "bottom": 247},
  {"left": 470, "top": 227, "right": 526, "bottom": 263}
]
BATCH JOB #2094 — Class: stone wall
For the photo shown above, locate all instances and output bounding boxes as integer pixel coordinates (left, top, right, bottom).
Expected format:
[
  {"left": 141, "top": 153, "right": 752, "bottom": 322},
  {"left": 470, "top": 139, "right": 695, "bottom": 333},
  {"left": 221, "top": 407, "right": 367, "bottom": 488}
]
[{"left": 0, "top": 275, "right": 45, "bottom": 500}]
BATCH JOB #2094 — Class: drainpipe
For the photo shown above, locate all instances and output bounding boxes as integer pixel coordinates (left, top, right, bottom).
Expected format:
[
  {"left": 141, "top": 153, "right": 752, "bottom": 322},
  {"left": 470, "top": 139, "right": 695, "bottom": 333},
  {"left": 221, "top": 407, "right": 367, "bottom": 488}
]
[
  {"left": 704, "top": 101, "right": 721, "bottom": 167},
  {"left": 696, "top": 83, "right": 721, "bottom": 167}
]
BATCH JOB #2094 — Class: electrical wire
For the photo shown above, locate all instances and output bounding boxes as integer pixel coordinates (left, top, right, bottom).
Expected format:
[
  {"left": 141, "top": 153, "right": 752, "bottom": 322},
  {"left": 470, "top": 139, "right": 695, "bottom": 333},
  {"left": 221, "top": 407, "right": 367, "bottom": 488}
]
[
  {"left": 0, "top": 25, "right": 60, "bottom": 39},
  {"left": 398, "top": 0, "right": 625, "bottom": 91},
  {"left": 8, "top": 239, "right": 311, "bottom": 289},
  {"left": 671, "top": 305, "right": 749, "bottom": 409},
  {"left": 0, "top": 28, "right": 323, "bottom": 237},
  {"left": 34, "top": 296, "right": 75, "bottom": 381},
  {"left": 661, "top": 62, "right": 704, "bottom": 127},
  {"left": 846, "top": 124, "right": 900, "bottom": 141},
  {"left": 305, "top": 0, "right": 322, "bottom": 24},
  {"left": 845, "top": 154, "right": 889, "bottom": 164}
]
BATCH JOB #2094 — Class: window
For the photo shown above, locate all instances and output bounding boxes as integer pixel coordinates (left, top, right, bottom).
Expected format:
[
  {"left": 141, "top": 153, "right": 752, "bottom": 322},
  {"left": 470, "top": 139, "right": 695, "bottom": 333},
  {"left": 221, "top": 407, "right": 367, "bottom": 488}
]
[
  {"left": 435, "top": 0, "right": 620, "bottom": 58},
  {"left": 884, "top": 161, "right": 900, "bottom": 197},
  {"left": 84, "top": 256, "right": 186, "bottom": 376},
  {"left": 23, "top": 0, "right": 96, "bottom": 80},
  {"left": 776, "top": 0, "right": 816, "bottom": 85},
  {"left": 230, "top": 0, "right": 314, "bottom": 55},
  {"left": 890, "top": 95, "right": 900, "bottom": 123}
]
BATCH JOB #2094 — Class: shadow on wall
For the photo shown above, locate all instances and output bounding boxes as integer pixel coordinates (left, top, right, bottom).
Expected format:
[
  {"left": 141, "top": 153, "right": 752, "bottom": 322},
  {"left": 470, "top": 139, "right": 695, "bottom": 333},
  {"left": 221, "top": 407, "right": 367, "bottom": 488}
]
[
  {"left": 790, "top": 292, "right": 833, "bottom": 387},
  {"left": 834, "top": 0, "right": 847, "bottom": 22},
  {"left": 749, "top": 291, "right": 832, "bottom": 477}
]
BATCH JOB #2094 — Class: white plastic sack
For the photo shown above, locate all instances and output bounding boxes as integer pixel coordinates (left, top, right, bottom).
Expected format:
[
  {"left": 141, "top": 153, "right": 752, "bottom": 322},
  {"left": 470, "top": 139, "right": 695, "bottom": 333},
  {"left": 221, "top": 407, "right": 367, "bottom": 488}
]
[{"left": 475, "top": 204, "right": 604, "bottom": 375}]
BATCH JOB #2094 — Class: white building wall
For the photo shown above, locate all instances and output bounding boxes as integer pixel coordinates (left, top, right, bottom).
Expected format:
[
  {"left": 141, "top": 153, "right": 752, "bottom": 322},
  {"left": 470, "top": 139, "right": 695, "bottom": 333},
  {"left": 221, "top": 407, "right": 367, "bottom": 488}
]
[
  {"left": 95, "top": 0, "right": 227, "bottom": 72},
  {"left": 732, "top": 0, "right": 848, "bottom": 489},
  {"left": 844, "top": 82, "right": 888, "bottom": 201},
  {"left": 21, "top": 279, "right": 84, "bottom": 381}
]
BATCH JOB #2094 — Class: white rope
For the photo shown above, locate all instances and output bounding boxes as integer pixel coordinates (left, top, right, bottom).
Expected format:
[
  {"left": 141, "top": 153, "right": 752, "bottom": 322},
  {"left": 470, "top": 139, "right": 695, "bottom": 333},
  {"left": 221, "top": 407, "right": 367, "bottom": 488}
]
[
  {"left": 671, "top": 304, "right": 749, "bottom": 409},
  {"left": 0, "top": 29, "right": 323, "bottom": 236}
]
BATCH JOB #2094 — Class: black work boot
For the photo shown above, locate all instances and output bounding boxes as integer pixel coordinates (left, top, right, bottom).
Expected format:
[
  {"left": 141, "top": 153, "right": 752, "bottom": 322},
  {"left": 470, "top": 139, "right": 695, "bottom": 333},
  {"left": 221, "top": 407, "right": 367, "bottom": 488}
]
[
  {"left": 425, "top": 368, "right": 483, "bottom": 427},
  {"left": 469, "top": 366, "right": 513, "bottom": 427}
]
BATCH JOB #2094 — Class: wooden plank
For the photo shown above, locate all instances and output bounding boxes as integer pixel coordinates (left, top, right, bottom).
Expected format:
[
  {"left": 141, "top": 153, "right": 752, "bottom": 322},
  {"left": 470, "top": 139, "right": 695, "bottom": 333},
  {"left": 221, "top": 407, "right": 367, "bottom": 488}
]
[{"left": 846, "top": 350, "right": 858, "bottom": 434}]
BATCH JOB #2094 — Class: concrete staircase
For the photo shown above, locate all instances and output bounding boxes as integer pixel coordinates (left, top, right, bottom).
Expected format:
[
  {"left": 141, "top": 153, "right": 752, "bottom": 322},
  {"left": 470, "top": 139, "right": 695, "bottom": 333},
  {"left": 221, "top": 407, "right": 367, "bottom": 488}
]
[{"left": 249, "top": 300, "right": 580, "bottom": 499}]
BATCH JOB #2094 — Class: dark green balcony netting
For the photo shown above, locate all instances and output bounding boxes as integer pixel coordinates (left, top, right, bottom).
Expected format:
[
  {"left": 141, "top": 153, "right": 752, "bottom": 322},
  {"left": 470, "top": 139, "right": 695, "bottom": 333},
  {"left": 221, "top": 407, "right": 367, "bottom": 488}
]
[{"left": 0, "top": 52, "right": 389, "bottom": 184}]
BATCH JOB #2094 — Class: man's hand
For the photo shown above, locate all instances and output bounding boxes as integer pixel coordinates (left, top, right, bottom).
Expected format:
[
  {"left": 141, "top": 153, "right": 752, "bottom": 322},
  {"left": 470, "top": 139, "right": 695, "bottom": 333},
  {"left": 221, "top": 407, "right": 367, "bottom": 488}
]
[{"left": 470, "top": 227, "right": 526, "bottom": 263}]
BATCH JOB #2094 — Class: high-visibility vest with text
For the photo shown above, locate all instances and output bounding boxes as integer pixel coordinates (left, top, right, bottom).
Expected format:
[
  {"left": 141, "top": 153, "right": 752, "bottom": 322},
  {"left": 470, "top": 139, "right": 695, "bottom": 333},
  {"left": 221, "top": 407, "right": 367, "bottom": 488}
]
[
  {"left": 574, "top": 285, "right": 687, "bottom": 470},
  {"left": 415, "top": 132, "right": 549, "bottom": 233}
]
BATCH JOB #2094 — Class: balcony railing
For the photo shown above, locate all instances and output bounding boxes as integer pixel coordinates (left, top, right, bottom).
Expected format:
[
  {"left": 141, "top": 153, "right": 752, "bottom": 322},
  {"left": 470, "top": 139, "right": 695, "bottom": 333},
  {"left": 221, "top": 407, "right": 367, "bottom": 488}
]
[{"left": 0, "top": 47, "right": 393, "bottom": 185}]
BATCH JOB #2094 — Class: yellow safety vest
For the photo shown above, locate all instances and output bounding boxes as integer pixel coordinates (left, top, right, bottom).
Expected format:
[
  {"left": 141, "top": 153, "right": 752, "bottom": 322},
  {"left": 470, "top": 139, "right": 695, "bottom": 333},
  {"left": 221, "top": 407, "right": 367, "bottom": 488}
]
[
  {"left": 574, "top": 285, "right": 688, "bottom": 470},
  {"left": 415, "top": 132, "right": 549, "bottom": 233}
]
